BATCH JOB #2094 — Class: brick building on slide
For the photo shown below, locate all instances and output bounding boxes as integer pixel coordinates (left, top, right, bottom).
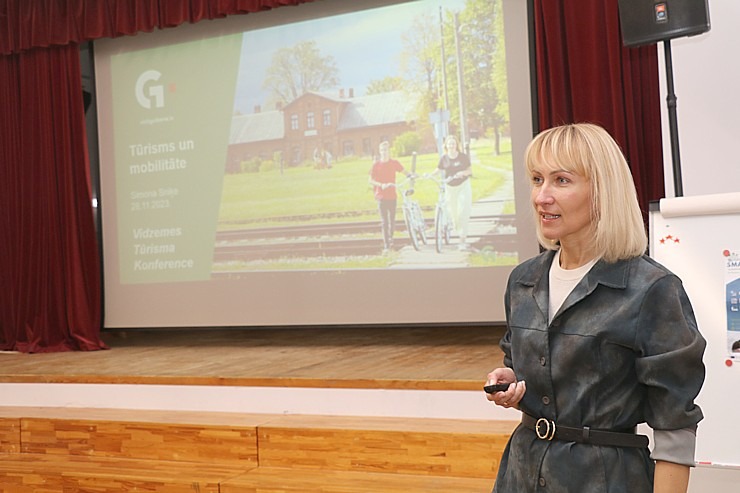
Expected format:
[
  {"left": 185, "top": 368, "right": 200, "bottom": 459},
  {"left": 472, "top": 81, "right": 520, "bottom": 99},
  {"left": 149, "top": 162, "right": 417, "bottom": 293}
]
[{"left": 227, "top": 89, "right": 419, "bottom": 169}]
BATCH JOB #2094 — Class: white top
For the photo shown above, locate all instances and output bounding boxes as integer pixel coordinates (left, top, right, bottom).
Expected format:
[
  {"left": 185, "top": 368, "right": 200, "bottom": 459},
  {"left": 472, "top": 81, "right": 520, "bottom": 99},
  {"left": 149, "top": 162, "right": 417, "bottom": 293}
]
[{"left": 548, "top": 249, "right": 598, "bottom": 323}]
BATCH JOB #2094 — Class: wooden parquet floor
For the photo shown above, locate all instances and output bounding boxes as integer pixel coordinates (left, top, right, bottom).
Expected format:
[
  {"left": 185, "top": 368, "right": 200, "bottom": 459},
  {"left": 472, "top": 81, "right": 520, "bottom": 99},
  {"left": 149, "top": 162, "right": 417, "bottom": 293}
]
[{"left": 0, "top": 325, "right": 506, "bottom": 391}]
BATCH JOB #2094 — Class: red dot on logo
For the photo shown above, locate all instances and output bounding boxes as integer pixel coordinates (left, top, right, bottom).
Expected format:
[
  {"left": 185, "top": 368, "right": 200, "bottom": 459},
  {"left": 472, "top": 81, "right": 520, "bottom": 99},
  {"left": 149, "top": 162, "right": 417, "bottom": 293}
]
[
  {"left": 724, "top": 250, "right": 731, "bottom": 257},
  {"left": 726, "top": 359, "right": 733, "bottom": 367}
]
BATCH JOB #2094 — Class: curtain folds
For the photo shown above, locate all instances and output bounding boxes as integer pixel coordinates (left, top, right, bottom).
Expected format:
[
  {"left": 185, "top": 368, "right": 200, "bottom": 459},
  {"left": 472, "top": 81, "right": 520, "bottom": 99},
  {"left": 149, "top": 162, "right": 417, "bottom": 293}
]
[
  {"left": 533, "top": 0, "right": 665, "bottom": 214},
  {"left": 0, "top": 44, "right": 104, "bottom": 352},
  {"left": 0, "top": 0, "right": 313, "bottom": 55},
  {"left": 0, "top": 0, "right": 309, "bottom": 352}
]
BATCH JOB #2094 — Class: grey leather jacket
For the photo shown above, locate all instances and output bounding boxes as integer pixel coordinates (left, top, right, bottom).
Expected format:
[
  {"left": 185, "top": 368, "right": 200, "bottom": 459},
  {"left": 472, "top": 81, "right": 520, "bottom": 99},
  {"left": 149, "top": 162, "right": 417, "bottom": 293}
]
[{"left": 493, "top": 250, "right": 705, "bottom": 493}]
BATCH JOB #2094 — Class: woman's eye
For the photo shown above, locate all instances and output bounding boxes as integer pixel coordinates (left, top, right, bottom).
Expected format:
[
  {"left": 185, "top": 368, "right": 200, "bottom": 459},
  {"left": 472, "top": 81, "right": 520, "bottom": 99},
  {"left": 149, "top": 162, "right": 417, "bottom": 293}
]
[
  {"left": 532, "top": 176, "right": 543, "bottom": 184},
  {"left": 557, "top": 176, "right": 570, "bottom": 184}
]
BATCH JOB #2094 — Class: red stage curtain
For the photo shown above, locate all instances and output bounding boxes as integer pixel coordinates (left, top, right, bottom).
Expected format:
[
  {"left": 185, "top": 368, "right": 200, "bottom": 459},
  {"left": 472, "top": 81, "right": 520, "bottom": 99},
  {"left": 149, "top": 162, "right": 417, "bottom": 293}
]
[
  {"left": 0, "top": 44, "right": 104, "bottom": 352},
  {"left": 533, "top": 0, "right": 665, "bottom": 213},
  {"left": 0, "top": 0, "right": 313, "bottom": 55},
  {"left": 0, "top": 0, "right": 310, "bottom": 352}
]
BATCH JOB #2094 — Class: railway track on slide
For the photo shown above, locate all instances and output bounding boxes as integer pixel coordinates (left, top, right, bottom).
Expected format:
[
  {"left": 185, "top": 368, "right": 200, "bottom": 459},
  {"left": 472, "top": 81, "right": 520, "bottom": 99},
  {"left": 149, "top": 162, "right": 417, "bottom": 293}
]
[{"left": 212, "top": 211, "right": 519, "bottom": 263}]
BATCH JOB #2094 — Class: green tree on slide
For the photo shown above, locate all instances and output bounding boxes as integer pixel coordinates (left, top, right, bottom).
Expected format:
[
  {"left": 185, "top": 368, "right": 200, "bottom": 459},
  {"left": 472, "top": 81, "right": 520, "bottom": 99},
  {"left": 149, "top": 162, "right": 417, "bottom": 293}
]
[{"left": 263, "top": 40, "right": 340, "bottom": 104}]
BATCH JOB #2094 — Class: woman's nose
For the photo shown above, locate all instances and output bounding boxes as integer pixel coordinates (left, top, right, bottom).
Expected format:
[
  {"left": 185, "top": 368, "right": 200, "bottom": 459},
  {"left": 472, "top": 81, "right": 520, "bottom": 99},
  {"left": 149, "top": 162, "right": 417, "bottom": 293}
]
[{"left": 533, "top": 185, "right": 554, "bottom": 205}]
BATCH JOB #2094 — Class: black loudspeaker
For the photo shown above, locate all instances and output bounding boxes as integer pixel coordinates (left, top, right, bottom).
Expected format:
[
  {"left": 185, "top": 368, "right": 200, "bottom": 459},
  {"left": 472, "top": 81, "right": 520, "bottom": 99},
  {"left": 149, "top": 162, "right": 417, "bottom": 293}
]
[{"left": 618, "top": 0, "right": 710, "bottom": 47}]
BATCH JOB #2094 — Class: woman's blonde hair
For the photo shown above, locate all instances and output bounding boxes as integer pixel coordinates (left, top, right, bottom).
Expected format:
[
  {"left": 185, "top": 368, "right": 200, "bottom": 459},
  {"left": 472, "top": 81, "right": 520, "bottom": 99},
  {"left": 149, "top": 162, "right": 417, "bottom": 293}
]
[
  {"left": 444, "top": 134, "right": 459, "bottom": 149},
  {"left": 524, "top": 123, "right": 647, "bottom": 262}
]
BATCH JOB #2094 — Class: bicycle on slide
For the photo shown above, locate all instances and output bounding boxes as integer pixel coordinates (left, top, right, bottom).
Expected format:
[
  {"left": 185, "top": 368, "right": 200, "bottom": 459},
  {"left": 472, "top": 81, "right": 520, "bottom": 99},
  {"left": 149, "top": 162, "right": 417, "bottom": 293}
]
[
  {"left": 422, "top": 174, "right": 454, "bottom": 253},
  {"left": 388, "top": 177, "right": 427, "bottom": 251}
]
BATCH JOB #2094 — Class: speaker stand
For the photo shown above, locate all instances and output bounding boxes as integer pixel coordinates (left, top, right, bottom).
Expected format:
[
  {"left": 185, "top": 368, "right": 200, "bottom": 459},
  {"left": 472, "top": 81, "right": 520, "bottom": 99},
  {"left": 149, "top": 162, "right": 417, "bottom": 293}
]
[{"left": 663, "top": 39, "right": 684, "bottom": 197}]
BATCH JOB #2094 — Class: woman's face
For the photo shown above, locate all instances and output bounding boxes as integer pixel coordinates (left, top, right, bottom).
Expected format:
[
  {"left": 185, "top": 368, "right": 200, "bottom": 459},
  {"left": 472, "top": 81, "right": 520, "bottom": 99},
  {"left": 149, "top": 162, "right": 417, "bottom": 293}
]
[
  {"left": 445, "top": 138, "right": 457, "bottom": 154},
  {"left": 530, "top": 161, "right": 594, "bottom": 249}
]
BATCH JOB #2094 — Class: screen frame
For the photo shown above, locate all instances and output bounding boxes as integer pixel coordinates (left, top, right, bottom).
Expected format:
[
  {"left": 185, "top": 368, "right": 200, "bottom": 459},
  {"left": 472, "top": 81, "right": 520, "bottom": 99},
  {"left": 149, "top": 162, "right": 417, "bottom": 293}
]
[{"left": 88, "top": 0, "right": 540, "bottom": 331}]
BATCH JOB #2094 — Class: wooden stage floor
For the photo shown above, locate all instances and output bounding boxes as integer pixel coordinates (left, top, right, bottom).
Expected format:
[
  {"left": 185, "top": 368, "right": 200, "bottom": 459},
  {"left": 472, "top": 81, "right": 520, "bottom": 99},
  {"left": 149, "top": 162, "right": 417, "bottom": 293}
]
[{"left": 0, "top": 325, "right": 507, "bottom": 391}]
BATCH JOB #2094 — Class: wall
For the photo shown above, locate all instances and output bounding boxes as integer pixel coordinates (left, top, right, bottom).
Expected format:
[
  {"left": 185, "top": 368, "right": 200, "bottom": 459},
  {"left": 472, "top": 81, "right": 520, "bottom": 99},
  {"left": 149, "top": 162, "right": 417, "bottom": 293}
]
[{"left": 659, "top": 0, "right": 740, "bottom": 197}]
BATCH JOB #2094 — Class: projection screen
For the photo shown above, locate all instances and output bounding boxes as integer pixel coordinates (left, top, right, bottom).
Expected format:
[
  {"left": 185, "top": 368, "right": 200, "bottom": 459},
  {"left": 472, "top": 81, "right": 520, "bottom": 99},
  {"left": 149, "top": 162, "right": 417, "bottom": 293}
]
[{"left": 94, "top": 0, "right": 538, "bottom": 328}]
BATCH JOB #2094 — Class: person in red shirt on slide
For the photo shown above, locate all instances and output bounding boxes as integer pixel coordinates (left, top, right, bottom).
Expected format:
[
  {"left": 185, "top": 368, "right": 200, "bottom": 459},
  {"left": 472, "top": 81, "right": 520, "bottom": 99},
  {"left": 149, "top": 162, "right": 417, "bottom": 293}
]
[{"left": 368, "top": 141, "right": 414, "bottom": 253}]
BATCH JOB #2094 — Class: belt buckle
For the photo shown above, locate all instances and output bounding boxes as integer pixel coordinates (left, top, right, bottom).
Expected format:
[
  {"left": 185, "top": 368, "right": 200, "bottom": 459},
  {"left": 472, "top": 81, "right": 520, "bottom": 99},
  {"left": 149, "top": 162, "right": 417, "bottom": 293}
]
[{"left": 535, "top": 417, "right": 556, "bottom": 441}]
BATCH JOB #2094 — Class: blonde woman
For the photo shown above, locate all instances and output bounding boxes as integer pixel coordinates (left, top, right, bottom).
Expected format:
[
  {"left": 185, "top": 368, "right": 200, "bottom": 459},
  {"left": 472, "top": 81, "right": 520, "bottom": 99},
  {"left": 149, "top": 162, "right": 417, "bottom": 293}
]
[{"left": 486, "top": 123, "right": 705, "bottom": 493}]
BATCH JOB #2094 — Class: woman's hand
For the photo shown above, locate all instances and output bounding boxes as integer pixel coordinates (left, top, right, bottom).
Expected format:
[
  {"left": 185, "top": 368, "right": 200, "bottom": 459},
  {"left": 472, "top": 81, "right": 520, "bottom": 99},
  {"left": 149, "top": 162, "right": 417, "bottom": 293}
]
[{"left": 485, "top": 367, "right": 526, "bottom": 409}]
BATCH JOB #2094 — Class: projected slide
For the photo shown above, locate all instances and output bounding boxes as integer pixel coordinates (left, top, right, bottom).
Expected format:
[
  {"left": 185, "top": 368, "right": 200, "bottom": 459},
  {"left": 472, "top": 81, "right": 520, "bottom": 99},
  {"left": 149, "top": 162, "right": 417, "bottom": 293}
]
[
  {"left": 109, "top": 35, "right": 242, "bottom": 284},
  {"left": 95, "top": 0, "right": 538, "bottom": 328}
]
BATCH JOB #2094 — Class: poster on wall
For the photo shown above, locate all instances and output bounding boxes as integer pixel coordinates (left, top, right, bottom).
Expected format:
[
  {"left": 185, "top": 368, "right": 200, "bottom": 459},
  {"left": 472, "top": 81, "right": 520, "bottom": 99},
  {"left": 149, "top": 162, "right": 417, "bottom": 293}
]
[{"left": 726, "top": 249, "right": 740, "bottom": 359}]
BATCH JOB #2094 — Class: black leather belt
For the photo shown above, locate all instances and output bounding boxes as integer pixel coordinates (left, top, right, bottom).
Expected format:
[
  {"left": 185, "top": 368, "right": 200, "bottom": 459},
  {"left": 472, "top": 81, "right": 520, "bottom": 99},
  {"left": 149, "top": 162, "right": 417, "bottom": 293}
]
[{"left": 521, "top": 413, "right": 648, "bottom": 448}]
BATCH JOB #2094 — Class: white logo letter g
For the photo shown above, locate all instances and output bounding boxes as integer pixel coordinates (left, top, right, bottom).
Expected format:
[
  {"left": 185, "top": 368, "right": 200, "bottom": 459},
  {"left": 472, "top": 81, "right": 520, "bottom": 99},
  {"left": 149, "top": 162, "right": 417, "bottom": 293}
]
[{"left": 135, "top": 70, "right": 164, "bottom": 109}]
